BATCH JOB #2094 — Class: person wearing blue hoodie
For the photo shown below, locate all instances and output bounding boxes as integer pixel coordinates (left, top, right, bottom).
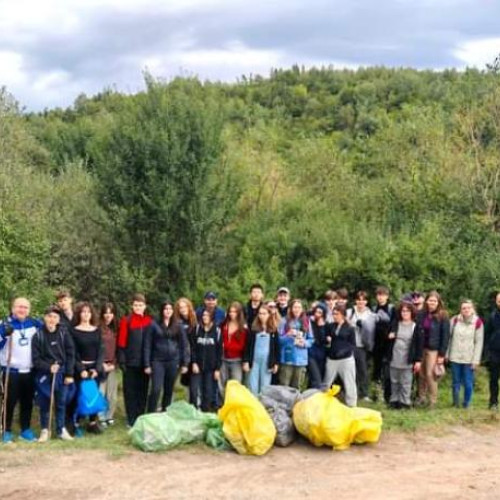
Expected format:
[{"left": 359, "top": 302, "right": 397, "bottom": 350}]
[
  {"left": 0, "top": 297, "right": 42, "bottom": 443},
  {"left": 278, "top": 299, "right": 313, "bottom": 389}
]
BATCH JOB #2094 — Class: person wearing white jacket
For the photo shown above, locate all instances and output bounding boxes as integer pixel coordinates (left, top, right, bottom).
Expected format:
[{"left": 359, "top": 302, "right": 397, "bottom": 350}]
[{"left": 446, "top": 300, "right": 484, "bottom": 409}]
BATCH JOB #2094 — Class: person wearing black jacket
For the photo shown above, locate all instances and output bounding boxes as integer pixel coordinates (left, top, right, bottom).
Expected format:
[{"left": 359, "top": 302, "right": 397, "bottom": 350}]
[
  {"left": 415, "top": 291, "right": 450, "bottom": 408},
  {"left": 32, "top": 306, "right": 75, "bottom": 442},
  {"left": 190, "top": 310, "right": 222, "bottom": 412},
  {"left": 72, "top": 301, "right": 105, "bottom": 435},
  {"left": 387, "top": 303, "right": 423, "bottom": 409},
  {"left": 323, "top": 305, "right": 357, "bottom": 407},
  {"left": 243, "top": 304, "right": 280, "bottom": 395},
  {"left": 308, "top": 303, "right": 332, "bottom": 389},
  {"left": 486, "top": 292, "right": 500, "bottom": 410},
  {"left": 144, "top": 301, "right": 189, "bottom": 412},
  {"left": 245, "top": 284, "right": 264, "bottom": 329},
  {"left": 372, "top": 286, "right": 396, "bottom": 403}
]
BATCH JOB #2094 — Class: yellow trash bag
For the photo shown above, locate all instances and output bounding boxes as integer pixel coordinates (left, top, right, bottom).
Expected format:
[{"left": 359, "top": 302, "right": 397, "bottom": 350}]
[
  {"left": 292, "top": 386, "right": 382, "bottom": 451},
  {"left": 218, "top": 380, "right": 276, "bottom": 456}
]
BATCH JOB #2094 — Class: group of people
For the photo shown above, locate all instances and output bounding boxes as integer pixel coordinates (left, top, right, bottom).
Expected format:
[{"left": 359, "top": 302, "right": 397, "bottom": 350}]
[{"left": 0, "top": 284, "right": 499, "bottom": 443}]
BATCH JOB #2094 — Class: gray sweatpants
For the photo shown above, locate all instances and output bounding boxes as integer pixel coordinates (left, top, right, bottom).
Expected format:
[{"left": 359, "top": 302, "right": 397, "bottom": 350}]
[
  {"left": 323, "top": 356, "right": 357, "bottom": 407},
  {"left": 390, "top": 367, "right": 413, "bottom": 406}
]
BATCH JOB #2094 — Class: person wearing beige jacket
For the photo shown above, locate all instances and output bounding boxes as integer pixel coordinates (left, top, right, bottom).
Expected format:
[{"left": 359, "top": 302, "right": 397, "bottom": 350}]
[{"left": 446, "top": 300, "right": 484, "bottom": 409}]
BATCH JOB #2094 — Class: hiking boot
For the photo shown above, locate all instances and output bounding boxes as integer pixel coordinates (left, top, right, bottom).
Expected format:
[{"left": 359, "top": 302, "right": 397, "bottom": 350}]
[
  {"left": 19, "top": 428, "right": 37, "bottom": 442},
  {"left": 58, "top": 428, "right": 74, "bottom": 441},
  {"left": 38, "top": 429, "right": 49, "bottom": 443},
  {"left": 2, "top": 431, "right": 13, "bottom": 443}
]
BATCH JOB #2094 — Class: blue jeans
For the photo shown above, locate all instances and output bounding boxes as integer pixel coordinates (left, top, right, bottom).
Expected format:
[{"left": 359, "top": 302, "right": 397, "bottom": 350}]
[
  {"left": 38, "top": 375, "right": 69, "bottom": 435},
  {"left": 247, "top": 333, "right": 271, "bottom": 395},
  {"left": 451, "top": 362, "right": 474, "bottom": 408}
]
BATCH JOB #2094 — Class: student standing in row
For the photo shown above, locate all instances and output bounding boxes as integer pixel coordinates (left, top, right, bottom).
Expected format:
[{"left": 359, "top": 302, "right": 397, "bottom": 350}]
[
  {"left": 99, "top": 303, "right": 118, "bottom": 426},
  {"left": 32, "top": 306, "right": 75, "bottom": 441},
  {"left": 244, "top": 304, "right": 280, "bottom": 395},
  {"left": 276, "top": 287, "right": 290, "bottom": 318},
  {"left": 245, "top": 284, "right": 264, "bottom": 329},
  {"left": 72, "top": 302, "right": 104, "bottom": 435},
  {"left": 387, "top": 303, "right": 422, "bottom": 409},
  {"left": 220, "top": 302, "right": 248, "bottom": 392},
  {"left": 0, "top": 297, "right": 41, "bottom": 442},
  {"left": 347, "top": 291, "right": 377, "bottom": 402},
  {"left": 144, "top": 300, "right": 189, "bottom": 412},
  {"left": 416, "top": 291, "right": 450, "bottom": 409},
  {"left": 191, "top": 310, "right": 222, "bottom": 412},
  {"left": 118, "top": 294, "right": 154, "bottom": 427},
  {"left": 278, "top": 299, "right": 313, "bottom": 389},
  {"left": 446, "top": 300, "right": 483, "bottom": 409},
  {"left": 323, "top": 305, "right": 357, "bottom": 407},
  {"left": 486, "top": 292, "right": 500, "bottom": 411},
  {"left": 308, "top": 303, "right": 331, "bottom": 389}
]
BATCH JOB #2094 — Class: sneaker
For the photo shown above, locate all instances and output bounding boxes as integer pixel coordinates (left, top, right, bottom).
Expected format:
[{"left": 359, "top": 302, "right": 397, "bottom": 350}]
[
  {"left": 489, "top": 403, "right": 498, "bottom": 412},
  {"left": 2, "top": 431, "right": 14, "bottom": 443},
  {"left": 361, "top": 396, "right": 373, "bottom": 403},
  {"left": 38, "top": 429, "right": 49, "bottom": 443},
  {"left": 19, "top": 428, "right": 37, "bottom": 442},
  {"left": 106, "top": 419, "right": 115, "bottom": 426},
  {"left": 74, "top": 426, "right": 84, "bottom": 438},
  {"left": 58, "top": 428, "right": 74, "bottom": 441}
]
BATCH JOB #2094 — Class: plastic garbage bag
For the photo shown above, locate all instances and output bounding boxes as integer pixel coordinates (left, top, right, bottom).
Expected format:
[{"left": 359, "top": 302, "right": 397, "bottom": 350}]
[
  {"left": 77, "top": 379, "right": 108, "bottom": 416},
  {"left": 259, "top": 391, "right": 296, "bottom": 447},
  {"left": 129, "top": 401, "right": 230, "bottom": 452},
  {"left": 260, "top": 385, "right": 300, "bottom": 414},
  {"left": 218, "top": 380, "right": 276, "bottom": 455},
  {"left": 292, "top": 386, "right": 382, "bottom": 451}
]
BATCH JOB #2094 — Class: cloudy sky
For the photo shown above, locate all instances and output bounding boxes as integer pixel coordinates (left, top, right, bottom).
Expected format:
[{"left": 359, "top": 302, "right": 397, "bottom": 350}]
[{"left": 1, "top": 0, "right": 499, "bottom": 110}]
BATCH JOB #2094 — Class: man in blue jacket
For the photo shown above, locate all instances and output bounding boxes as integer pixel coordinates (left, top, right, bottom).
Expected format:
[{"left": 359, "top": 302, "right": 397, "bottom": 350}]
[{"left": 0, "top": 297, "right": 42, "bottom": 442}]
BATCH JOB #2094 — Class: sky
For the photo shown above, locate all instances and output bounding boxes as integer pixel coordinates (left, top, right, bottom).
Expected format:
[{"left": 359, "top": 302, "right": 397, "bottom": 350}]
[{"left": 1, "top": 0, "right": 499, "bottom": 110}]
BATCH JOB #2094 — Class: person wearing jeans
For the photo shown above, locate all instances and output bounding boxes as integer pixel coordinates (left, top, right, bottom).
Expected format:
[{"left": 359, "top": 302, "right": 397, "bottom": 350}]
[
  {"left": 416, "top": 291, "right": 450, "bottom": 408},
  {"left": 243, "top": 304, "right": 280, "bottom": 396},
  {"left": 446, "top": 300, "right": 484, "bottom": 409}
]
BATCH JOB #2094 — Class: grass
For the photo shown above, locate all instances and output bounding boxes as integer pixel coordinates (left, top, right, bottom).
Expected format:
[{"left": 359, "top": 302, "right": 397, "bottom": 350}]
[{"left": 0, "top": 369, "right": 499, "bottom": 461}]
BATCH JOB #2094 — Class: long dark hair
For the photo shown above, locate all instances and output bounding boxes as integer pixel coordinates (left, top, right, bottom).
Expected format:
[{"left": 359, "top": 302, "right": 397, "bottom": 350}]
[
  {"left": 75, "top": 301, "right": 98, "bottom": 327},
  {"left": 424, "top": 291, "right": 449, "bottom": 321},
  {"left": 100, "top": 302, "right": 117, "bottom": 332},
  {"left": 223, "top": 301, "right": 246, "bottom": 340}
]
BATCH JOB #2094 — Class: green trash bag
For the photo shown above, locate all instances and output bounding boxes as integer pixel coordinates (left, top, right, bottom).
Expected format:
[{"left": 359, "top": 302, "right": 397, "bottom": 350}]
[{"left": 129, "top": 401, "right": 230, "bottom": 452}]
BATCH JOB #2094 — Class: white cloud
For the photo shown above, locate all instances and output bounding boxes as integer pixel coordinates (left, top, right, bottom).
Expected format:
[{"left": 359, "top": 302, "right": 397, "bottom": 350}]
[{"left": 454, "top": 37, "right": 500, "bottom": 68}]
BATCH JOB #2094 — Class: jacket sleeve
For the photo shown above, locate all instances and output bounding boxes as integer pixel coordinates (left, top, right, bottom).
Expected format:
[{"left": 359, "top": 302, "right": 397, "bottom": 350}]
[
  {"left": 473, "top": 319, "right": 484, "bottom": 365},
  {"left": 272, "top": 332, "right": 280, "bottom": 366},
  {"left": 346, "top": 325, "right": 356, "bottom": 347},
  {"left": 143, "top": 322, "right": 155, "bottom": 368},
  {"left": 64, "top": 331, "right": 76, "bottom": 377},
  {"left": 304, "top": 328, "right": 314, "bottom": 349},
  {"left": 439, "top": 317, "right": 451, "bottom": 357},
  {"left": 32, "top": 332, "right": 51, "bottom": 374},
  {"left": 215, "top": 328, "right": 223, "bottom": 370}
]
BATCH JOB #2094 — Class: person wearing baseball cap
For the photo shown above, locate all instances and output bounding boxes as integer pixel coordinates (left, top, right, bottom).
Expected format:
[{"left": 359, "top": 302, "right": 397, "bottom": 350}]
[
  {"left": 196, "top": 292, "right": 225, "bottom": 327},
  {"left": 276, "top": 287, "right": 290, "bottom": 318}
]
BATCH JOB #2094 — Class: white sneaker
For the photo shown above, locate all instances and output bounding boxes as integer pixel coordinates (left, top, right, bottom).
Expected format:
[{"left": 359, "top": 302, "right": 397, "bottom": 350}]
[
  {"left": 58, "top": 427, "right": 74, "bottom": 441},
  {"left": 38, "top": 429, "right": 49, "bottom": 443}
]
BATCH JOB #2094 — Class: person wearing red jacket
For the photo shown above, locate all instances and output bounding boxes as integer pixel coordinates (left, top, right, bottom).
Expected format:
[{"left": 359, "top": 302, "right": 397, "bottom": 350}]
[
  {"left": 117, "top": 293, "right": 154, "bottom": 426},
  {"left": 219, "top": 302, "right": 248, "bottom": 395}
]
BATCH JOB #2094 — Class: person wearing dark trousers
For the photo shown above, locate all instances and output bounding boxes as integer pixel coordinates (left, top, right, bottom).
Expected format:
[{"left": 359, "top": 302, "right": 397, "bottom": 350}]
[
  {"left": 372, "top": 286, "right": 396, "bottom": 403},
  {"left": 173, "top": 298, "right": 198, "bottom": 403},
  {"left": 118, "top": 293, "right": 154, "bottom": 427},
  {"left": 0, "top": 297, "right": 42, "bottom": 443},
  {"left": 190, "top": 310, "right": 222, "bottom": 412},
  {"left": 32, "top": 306, "right": 76, "bottom": 441},
  {"left": 144, "top": 300, "right": 189, "bottom": 412},
  {"left": 484, "top": 293, "right": 500, "bottom": 411},
  {"left": 308, "top": 303, "right": 331, "bottom": 389},
  {"left": 72, "top": 301, "right": 105, "bottom": 435},
  {"left": 347, "top": 291, "right": 377, "bottom": 402}
]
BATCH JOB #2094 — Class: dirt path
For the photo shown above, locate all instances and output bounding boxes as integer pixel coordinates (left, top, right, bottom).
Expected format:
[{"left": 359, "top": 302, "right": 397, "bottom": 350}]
[{"left": 0, "top": 426, "right": 499, "bottom": 499}]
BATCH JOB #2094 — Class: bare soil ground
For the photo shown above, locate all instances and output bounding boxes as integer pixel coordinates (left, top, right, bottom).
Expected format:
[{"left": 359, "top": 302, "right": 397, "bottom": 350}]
[{"left": 0, "top": 426, "right": 499, "bottom": 500}]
